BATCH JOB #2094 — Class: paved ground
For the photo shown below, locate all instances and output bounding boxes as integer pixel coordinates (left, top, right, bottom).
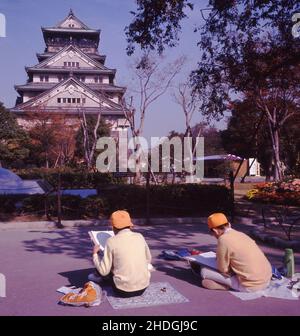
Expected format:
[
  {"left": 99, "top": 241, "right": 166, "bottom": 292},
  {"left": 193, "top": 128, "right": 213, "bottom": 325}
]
[{"left": 0, "top": 219, "right": 299, "bottom": 316}]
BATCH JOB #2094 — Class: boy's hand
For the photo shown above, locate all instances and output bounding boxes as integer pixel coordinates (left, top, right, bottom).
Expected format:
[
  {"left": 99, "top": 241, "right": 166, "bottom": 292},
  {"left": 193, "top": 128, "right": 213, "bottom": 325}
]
[{"left": 93, "top": 245, "right": 101, "bottom": 255}]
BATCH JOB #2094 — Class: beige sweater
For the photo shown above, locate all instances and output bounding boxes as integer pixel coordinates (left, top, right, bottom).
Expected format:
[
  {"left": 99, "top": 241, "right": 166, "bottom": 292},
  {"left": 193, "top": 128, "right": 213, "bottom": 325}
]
[
  {"left": 93, "top": 229, "right": 152, "bottom": 292},
  {"left": 217, "top": 229, "right": 272, "bottom": 290}
]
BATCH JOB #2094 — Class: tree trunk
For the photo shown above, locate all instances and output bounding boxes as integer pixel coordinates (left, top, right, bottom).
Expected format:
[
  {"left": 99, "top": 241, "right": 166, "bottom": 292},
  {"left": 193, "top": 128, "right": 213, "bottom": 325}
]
[
  {"left": 134, "top": 145, "right": 142, "bottom": 184},
  {"left": 56, "top": 170, "right": 63, "bottom": 228},
  {"left": 267, "top": 117, "right": 283, "bottom": 181},
  {"left": 45, "top": 152, "right": 49, "bottom": 169},
  {"left": 273, "top": 127, "right": 282, "bottom": 181},
  {"left": 269, "top": 125, "right": 283, "bottom": 181}
]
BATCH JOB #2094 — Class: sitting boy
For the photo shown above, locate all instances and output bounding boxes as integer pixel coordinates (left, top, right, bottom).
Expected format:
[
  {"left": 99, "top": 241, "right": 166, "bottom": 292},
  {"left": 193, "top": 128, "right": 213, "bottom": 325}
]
[
  {"left": 200, "top": 213, "right": 272, "bottom": 292},
  {"left": 89, "top": 210, "right": 152, "bottom": 298}
]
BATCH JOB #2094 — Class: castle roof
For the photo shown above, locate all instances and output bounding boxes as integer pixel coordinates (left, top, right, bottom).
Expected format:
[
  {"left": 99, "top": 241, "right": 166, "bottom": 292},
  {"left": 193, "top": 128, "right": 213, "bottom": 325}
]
[
  {"left": 15, "top": 82, "right": 126, "bottom": 94},
  {"left": 12, "top": 77, "right": 124, "bottom": 116},
  {"left": 36, "top": 52, "right": 106, "bottom": 64},
  {"left": 42, "top": 8, "right": 99, "bottom": 33}
]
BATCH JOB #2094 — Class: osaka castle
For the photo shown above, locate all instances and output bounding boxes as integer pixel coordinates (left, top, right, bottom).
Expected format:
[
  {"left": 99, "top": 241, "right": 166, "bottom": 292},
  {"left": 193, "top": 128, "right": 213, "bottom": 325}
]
[{"left": 11, "top": 9, "right": 128, "bottom": 135}]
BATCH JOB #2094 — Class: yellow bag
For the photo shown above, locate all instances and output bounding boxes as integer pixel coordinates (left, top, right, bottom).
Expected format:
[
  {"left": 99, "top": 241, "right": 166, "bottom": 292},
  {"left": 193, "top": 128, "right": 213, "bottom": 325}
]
[{"left": 59, "top": 281, "right": 104, "bottom": 307}]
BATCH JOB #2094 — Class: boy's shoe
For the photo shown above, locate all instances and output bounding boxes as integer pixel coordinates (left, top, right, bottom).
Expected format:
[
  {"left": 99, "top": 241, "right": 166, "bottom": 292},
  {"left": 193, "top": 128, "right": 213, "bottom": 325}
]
[
  {"left": 271, "top": 265, "right": 283, "bottom": 280},
  {"left": 189, "top": 261, "right": 202, "bottom": 279},
  {"left": 161, "top": 250, "right": 181, "bottom": 260},
  {"left": 88, "top": 272, "right": 102, "bottom": 283},
  {"left": 201, "top": 279, "right": 229, "bottom": 291},
  {"left": 177, "top": 248, "right": 191, "bottom": 258}
]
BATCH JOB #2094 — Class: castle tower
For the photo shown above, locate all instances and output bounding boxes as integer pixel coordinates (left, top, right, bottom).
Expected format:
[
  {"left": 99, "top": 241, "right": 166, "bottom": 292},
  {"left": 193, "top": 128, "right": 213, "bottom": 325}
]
[{"left": 11, "top": 9, "right": 128, "bottom": 134}]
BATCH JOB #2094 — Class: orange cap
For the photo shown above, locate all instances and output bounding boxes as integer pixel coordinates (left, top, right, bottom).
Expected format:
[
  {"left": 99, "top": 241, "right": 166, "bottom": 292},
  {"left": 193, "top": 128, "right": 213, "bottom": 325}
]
[
  {"left": 110, "top": 210, "right": 133, "bottom": 229},
  {"left": 207, "top": 213, "right": 228, "bottom": 229}
]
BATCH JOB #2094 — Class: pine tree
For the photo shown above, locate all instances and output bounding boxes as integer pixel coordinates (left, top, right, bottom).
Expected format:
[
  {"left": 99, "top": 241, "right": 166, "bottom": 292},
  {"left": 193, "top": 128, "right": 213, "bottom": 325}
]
[{"left": 0, "top": 102, "right": 29, "bottom": 168}]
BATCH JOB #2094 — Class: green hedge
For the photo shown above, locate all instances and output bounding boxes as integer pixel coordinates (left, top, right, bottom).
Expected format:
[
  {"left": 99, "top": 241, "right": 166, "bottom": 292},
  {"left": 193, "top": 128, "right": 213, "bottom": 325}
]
[
  {"left": 103, "top": 184, "right": 232, "bottom": 217},
  {"left": 2, "top": 184, "right": 232, "bottom": 219},
  {"left": 21, "top": 195, "right": 83, "bottom": 218},
  {"left": 15, "top": 168, "right": 125, "bottom": 189},
  {"left": 0, "top": 195, "right": 25, "bottom": 213}
]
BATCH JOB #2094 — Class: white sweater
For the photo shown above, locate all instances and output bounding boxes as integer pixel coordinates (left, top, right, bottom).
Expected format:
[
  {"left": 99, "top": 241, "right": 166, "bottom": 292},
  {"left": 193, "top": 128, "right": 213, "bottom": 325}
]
[{"left": 93, "top": 229, "right": 152, "bottom": 292}]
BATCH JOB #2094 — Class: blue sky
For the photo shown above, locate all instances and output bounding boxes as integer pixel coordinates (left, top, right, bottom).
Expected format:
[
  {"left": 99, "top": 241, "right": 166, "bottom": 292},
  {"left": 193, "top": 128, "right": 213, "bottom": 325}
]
[{"left": 0, "top": 0, "right": 226, "bottom": 139}]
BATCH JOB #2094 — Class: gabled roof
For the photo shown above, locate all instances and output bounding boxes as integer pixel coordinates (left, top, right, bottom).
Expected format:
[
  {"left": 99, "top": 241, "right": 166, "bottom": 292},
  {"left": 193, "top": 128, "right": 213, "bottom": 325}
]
[
  {"left": 36, "top": 52, "right": 106, "bottom": 64},
  {"left": 55, "top": 9, "right": 90, "bottom": 30},
  {"left": 15, "top": 82, "right": 126, "bottom": 94},
  {"left": 13, "top": 77, "right": 123, "bottom": 113},
  {"left": 41, "top": 9, "right": 100, "bottom": 35},
  {"left": 31, "top": 45, "right": 109, "bottom": 71}
]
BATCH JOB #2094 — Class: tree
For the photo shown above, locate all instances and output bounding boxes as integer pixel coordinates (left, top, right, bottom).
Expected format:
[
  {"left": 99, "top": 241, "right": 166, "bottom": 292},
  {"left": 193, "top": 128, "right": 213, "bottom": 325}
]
[
  {"left": 281, "top": 115, "right": 300, "bottom": 176},
  {"left": 126, "top": 0, "right": 193, "bottom": 55},
  {"left": 74, "top": 113, "right": 110, "bottom": 170},
  {"left": 167, "top": 122, "right": 226, "bottom": 178},
  {"left": 27, "top": 112, "right": 76, "bottom": 168},
  {"left": 28, "top": 118, "right": 57, "bottom": 168},
  {"left": 126, "top": 0, "right": 300, "bottom": 181},
  {"left": 172, "top": 81, "right": 197, "bottom": 137},
  {"left": 221, "top": 98, "right": 300, "bottom": 178},
  {"left": 0, "top": 102, "right": 29, "bottom": 168},
  {"left": 51, "top": 117, "right": 76, "bottom": 168},
  {"left": 221, "top": 99, "right": 273, "bottom": 179},
  {"left": 122, "top": 53, "right": 185, "bottom": 182}
]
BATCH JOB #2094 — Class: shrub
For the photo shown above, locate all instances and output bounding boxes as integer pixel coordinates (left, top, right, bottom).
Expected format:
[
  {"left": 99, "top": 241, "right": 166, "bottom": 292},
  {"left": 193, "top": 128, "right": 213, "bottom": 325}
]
[
  {"left": 0, "top": 195, "right": 25, "bottom": 213},
  {"left": 246, "top": 179, "right": 300, "bottom": 206},
  {"left": 79, "top": 196, "right": 108, "bottom": 219},
  {"left": 1, "top": 184, "right": 232, "bottom": 219},
  {"left": 102, "top": 185, "right": 147, "bottom": 216},
  {"left": 15, "top": 168, "right": 125, "bottom": 189},
  {"left": 102, "top": 184, "right": 232, "bottom": 217},
  {"left": 21, "top": 194, "right": 82, "bottom": 218}
]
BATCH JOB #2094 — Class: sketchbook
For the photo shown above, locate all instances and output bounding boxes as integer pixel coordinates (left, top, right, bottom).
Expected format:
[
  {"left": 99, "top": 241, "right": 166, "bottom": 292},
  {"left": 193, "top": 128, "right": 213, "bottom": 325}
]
[
  {"left": 88, "top": 230, "right": 155, "bottom": 272},
  {"left": 88, "top": 230, "right": 114, "bottom": 251},
  {"left": 185, "top": 251, "right": 218, "bottom": 270}
]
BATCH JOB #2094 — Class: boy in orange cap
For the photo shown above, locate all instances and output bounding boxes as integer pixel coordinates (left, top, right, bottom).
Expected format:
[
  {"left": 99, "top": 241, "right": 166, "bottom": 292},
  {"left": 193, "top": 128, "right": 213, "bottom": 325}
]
[
  {"left": 90, "top": 210, "right": 152, "bottom": 297},
  {"left": 200, "top": 213, "right": 272, "bottom": 291}
]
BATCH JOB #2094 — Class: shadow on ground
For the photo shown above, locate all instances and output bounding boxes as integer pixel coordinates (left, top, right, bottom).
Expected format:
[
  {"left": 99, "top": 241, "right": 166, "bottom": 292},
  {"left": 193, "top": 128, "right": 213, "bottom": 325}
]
[
  {"left": 23, "top": 227, "right": 93, "bottom": 259},
  {"left": 59, "top": 268, "right": 95, "bottom": 287},
  {"left": 22, "top": 203, "right": 300, "bottom": 282},
  {"left": 22, "top": 224, "right": 217, "bottom": 260}
]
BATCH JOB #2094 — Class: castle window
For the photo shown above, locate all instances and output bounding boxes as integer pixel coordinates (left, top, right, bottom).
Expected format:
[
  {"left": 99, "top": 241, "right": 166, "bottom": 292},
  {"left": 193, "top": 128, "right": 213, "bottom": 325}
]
[
  {"left": 59, "top": 97, "right": 85, "bottom": 104},
  {"left": 40, "top": 75, "right": 49, "bottom": 82},
  {"left": 77, "top": 76, "right": 85, "bottom": 82},
  {"left": 64, "top": 61, "right": 79, "bottom": 68},
  {"left": 94, "top": 76, "right": 102, "bottom": 83}
]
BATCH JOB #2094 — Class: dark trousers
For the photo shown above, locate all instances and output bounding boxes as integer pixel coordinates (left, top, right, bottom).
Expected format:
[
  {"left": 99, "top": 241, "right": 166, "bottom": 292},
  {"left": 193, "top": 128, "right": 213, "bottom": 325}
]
[
  {"left": 112, "top": 281, "right": 147, "bottom": 298},
  {"left": 95, "top": 270, "right": 147, "bottom": 298}
]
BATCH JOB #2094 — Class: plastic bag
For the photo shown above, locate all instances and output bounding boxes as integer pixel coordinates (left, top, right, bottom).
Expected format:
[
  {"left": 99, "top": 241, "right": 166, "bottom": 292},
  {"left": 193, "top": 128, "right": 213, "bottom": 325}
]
[{"left": 59, "top": 281, "right": 105, "bottom": 307}]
